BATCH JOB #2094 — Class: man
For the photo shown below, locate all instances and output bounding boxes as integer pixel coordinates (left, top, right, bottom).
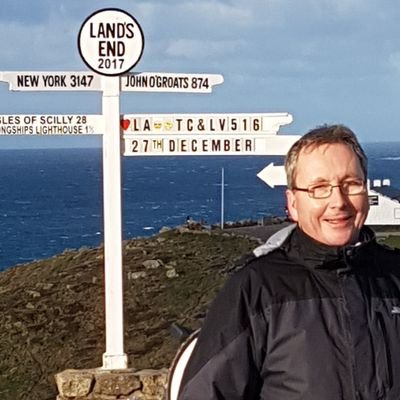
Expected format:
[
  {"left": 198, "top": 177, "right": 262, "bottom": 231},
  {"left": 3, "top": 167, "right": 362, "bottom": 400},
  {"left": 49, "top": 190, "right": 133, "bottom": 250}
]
[{"left": 178, "top": 124, "right": 400, "bottom": 400}]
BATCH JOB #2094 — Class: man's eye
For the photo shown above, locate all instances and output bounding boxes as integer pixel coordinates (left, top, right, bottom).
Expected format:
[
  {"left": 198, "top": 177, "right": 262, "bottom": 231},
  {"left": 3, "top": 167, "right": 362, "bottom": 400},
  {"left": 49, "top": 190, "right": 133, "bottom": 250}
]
[
  {"left": 311, "top": 184, "right": 330, "bottom": 190},
  {"left": 343, "top": 180, "right": 363, "bottom": 188}
]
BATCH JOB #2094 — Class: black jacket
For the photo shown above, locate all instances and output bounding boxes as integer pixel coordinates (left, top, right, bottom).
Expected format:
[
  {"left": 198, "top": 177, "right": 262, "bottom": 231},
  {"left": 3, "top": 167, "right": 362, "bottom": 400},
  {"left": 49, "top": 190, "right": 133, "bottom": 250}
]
[{"left": 178, "top": 225, "right": 400, "bottom": 400}]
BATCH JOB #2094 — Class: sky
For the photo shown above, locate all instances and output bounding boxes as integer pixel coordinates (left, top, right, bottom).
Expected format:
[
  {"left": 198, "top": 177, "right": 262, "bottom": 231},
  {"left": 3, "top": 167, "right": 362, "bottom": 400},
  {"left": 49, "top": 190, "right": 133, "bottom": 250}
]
[{"left": 0, "top": 0, "right": 400, "bottom": 148}]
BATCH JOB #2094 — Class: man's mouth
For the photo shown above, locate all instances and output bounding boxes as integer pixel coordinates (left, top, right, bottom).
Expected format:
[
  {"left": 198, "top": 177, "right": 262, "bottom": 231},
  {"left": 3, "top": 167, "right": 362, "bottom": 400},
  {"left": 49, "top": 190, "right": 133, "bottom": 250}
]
[{"left": 325, "top": 216, "right": 353, "bottom": 225}]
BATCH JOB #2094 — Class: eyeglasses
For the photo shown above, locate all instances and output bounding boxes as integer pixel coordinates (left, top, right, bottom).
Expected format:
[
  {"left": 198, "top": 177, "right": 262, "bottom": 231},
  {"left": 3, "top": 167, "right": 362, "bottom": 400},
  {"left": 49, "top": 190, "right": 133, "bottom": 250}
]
[{"left": 292, "top": 179, "right": 366, "bottom": 199}]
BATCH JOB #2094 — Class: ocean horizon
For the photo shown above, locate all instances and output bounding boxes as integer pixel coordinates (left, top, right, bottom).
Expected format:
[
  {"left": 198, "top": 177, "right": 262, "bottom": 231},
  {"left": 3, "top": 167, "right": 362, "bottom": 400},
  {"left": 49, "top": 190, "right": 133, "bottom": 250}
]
[{"left": 0, "top": 141, "right": 399, "bottom": 271}]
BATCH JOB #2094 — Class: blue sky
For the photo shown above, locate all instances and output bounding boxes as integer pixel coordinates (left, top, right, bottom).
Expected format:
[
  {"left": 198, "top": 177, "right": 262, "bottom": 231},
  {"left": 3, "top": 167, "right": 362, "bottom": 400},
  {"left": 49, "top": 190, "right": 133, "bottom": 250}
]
[{"left": 0, "top": 0, "right": 399, "bottom": 147}]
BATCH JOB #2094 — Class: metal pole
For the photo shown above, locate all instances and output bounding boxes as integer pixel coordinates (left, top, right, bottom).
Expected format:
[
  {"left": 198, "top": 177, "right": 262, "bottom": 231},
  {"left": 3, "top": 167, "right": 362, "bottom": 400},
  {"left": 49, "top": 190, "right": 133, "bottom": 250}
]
[
  {"left": 221, "top": 167, "right": 224, "bottom": 230},
  {"left": 101, "top": 76, "right": 127, "bottom": 369}
]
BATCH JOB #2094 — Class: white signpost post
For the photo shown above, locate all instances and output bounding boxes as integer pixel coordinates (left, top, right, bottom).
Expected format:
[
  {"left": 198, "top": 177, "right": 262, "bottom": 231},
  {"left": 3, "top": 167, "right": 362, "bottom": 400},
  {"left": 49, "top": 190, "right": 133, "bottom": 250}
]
[
  {"left": 78, "top": 8, "right": 147, "bottom": 370},
  {"left": 0, "top": 7, "right": 299, "bottom": 373}
]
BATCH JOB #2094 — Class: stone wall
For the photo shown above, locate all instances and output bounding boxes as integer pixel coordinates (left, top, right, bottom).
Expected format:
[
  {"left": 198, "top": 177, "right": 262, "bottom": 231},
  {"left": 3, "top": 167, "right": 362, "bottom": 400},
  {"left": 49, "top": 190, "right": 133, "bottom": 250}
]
[{"left": 55, "top": 368, "right": 168, "bottom": 400}]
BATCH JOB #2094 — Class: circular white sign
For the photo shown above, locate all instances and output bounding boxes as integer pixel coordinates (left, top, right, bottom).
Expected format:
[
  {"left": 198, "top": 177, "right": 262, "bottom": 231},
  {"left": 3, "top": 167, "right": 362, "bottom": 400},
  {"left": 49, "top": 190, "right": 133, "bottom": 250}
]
[{"left": 78, "top": 8, "right": 144, "bottom": 76}]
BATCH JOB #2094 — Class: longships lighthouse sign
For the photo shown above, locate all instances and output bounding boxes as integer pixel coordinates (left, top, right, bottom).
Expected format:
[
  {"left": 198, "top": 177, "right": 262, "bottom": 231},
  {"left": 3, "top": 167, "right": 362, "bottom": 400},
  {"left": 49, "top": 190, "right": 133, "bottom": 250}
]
[{"left": 0, "top": 8, "right": 298, "bottom": 374}]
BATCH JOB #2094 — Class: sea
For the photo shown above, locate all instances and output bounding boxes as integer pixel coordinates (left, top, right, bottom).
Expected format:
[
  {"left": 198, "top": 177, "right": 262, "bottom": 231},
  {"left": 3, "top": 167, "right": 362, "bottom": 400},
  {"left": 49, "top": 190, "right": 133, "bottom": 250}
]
[{"left": 0, "top": 141, "right": 399, "bottom": 271}]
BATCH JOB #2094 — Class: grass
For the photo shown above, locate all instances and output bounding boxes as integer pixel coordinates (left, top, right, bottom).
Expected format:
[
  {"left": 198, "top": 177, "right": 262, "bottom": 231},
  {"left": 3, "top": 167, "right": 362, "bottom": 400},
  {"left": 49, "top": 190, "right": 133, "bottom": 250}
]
[{"left": 380, "top": 235, "right": 400, "bottom": 249}]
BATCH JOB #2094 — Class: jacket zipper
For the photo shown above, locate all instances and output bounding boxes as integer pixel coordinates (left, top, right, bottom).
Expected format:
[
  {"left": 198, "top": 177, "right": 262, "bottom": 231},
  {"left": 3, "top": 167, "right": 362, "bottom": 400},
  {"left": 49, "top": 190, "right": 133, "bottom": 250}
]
[
  {"left": 376, "top": 311, "right": 393, "bottom": 393},
  {"left": 337, "top": 273, "right": 360, "bottom": 400}
]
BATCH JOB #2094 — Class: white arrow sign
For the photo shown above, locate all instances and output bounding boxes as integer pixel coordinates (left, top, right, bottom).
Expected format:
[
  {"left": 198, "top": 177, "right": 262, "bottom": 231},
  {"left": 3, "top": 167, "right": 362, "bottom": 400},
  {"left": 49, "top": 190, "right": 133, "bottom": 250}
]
[
  {"left": 257, "top": 162, "right": 288, "bottom": 188},
  {"left": 121, "top": 112, "right": 292, "bottom": 133},
  {"left": 121, "top": 72, "right": 224, "bottom": 93},
  {"left": 0, "top": 71, "right": 102, "bottom": 91},
  {"left": 123, "top": 134, "right": 300, "bottom": 156},
  {"left": 0, "top": 114, "right": 103, "bottom": 135}
]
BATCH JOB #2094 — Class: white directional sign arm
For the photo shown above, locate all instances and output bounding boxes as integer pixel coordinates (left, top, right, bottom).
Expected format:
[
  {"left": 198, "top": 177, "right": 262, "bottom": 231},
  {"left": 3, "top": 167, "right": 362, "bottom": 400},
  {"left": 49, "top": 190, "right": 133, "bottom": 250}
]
[
  {"left": 263, "top": 113, "right": 293, "bottom": 134},
  {"left": 121, "top": 72, "right": 224, "bottom": 93},
  {"left": 254, "top": 135, "right": 300, "bottom": 155},
  {"left": 0, "top": 71, "right": 102, "bottom": 91},
  {"left": 0, "top": 114, "right": 104, "bottom": 135},
  {"left": 123, "top": 134, "right": 300, "bottom": 156},
  {"left": 121, "top": 113, "right": 293, "bottom": 134},
  {"left": 257, "top": 162, "right": 288, "bottom": 188},
  {"left": 121, "top": 112, "right": 298, "bottom": 157}
]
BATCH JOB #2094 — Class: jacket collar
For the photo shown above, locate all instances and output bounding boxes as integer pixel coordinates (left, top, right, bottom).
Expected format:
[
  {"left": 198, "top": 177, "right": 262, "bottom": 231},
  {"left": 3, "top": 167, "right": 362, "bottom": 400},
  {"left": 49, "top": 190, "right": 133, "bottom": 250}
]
[
  {"left": 253, "top": 223, "right": 377, "bottom": 270},
  {"left": 285, "top": 225, "right": 376, "bottom": 271}
]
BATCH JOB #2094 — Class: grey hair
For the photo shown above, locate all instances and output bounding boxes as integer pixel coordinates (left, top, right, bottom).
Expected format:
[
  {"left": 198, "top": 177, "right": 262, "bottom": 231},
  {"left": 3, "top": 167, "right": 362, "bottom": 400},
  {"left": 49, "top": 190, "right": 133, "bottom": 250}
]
[{"left": 285, "top": 124, "right": 368, "bottom": 189}]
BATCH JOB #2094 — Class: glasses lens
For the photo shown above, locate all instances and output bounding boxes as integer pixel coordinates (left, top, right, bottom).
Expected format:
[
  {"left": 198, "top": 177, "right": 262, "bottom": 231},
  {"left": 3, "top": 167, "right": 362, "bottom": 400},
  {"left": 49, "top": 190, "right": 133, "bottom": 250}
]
[
  {"left": 344, "top": 180, "right": 365, "bottom": 195},
  {"left": 310, "top": 180, "right": 365, "bottom": 198},
  {"left": 311, "top": 184, "right": 331, "bottom": 199}
]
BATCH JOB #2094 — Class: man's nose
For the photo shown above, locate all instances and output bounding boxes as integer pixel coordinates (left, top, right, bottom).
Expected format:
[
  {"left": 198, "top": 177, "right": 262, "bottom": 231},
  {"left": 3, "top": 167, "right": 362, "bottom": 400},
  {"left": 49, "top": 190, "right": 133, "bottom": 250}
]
[{"left": 329, "top": 185, "right": 347, "bottom": 206}]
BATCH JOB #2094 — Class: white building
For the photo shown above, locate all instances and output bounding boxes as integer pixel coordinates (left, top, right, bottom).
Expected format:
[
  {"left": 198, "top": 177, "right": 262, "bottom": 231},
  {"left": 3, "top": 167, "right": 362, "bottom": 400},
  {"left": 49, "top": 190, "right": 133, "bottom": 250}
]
[{"left": 365, "top": 179, "right": 400, "bottom": 225}]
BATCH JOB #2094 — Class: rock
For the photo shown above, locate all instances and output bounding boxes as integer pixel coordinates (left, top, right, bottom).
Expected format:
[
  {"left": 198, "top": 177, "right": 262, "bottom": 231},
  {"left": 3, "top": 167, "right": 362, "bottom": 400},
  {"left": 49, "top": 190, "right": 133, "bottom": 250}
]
[
  {"left": 128, "top": 271, "right": 147, "bottom": 280},
  {"left": 140, "top": 369, "right": 168, "bottom": 397},
  {"left": 159, "top": 226, "right": 171, "bottom": 233},
  {"left": 177, "top": 226, "right": 191, "bottom": 233},
  {"left": 26, "top": 289, "right": 41, "bottom": 298},
  {"left": 166, "top": 268, "right": 178, "bottom": 279},
  {"left": 94, "top": 370, "right": 141, "bottom": 396},
  {"left": 55, "top": 369, "right": 94, "bottom": 397},
  {"left": 142, "top": 259, "right": 164, "bottom": 269},
  {"left": 37, "top": 282, "right": 54, "bottom": 290},
  {"left": 167, "top": 261, "right": 177, "bottom": 267}
]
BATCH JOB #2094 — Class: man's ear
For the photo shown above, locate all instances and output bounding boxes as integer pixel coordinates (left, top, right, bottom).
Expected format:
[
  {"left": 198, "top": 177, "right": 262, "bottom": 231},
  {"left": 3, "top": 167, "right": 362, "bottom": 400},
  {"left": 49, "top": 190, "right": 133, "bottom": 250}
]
[{"left": 286, "top": 189, "right": 298, "bottom": 222}]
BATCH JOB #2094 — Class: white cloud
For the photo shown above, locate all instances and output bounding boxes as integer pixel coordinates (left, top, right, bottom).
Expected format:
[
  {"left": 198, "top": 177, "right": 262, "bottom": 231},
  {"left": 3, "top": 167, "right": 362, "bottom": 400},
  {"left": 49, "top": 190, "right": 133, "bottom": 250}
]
[
  {"left": 1, "top": 0, "right": 400, "bottom": 141},
  {"left": 165, "top": 38, "right": 244, "bottom": 60},
  {"left": 388, "top": 52, "right": 400, "bottom": 73},
  {"left": 180, "top": 1, "right": 253, "bottom": 26}
]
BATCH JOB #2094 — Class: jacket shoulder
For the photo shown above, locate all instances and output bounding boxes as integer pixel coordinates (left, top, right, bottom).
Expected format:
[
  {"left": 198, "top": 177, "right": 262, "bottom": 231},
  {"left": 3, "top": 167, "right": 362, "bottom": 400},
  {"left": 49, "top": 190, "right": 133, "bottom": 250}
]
[
  {"left": 371, "top": 241, "right": 400, "bottom": 274},
  {"left": 375, "top": 241, "right": 400, "bottom": 256}
]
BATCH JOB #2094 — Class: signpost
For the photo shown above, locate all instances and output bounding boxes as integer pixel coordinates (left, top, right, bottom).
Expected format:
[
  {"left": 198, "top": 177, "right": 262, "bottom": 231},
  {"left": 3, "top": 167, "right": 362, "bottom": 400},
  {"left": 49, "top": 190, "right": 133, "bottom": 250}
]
[
  {"left": 120, "top": 112, "right": 292, "bottom": 133},
  {"left": 123, "top": 134, "right": 299, "bottom": 156},
  {"left": 0, "top": 71, "right": 102, "bottom": 91},
  {"left": 78, "top": 8, "right": 146, "bottom": 370},
  {"left": 78, "top": 8, "right": 145, "bottom": 76},
  {"left": 0, "top": 114, "right": 103, "bottom": 135},
  {"left": 0, "top": 71, "right": 224, "bottom": 93},
  {"left": 0, "top": 7, "right": 298, "bottom": 373},
  {"left": 122, "top": 112, "right": 298, "bottom": 156},
  {"left": 257, "top": 162, "right": 288, "bottom": 188},
  {"left": 121, "top": 72, "right": 224, "bottom": 93}
]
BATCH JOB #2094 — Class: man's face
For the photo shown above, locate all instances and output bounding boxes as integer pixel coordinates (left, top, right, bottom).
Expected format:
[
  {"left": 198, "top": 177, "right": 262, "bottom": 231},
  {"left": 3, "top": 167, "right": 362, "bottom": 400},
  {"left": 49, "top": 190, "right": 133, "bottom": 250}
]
[{"left": 286, "top": 143, "right": 369, "bottom": 246}]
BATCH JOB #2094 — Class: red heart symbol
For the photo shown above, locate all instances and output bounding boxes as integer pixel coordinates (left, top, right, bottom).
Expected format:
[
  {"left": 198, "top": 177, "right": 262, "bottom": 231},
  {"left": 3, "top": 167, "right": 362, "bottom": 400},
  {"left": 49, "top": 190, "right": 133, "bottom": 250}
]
[{"left": 121, "top": 119, "right": 130, "bottom": 130}]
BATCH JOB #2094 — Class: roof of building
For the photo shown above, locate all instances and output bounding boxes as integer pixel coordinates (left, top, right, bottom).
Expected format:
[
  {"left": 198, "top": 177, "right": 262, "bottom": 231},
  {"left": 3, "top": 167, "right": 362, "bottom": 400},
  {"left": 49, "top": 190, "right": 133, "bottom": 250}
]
[{"left": 370, "top": 185, "right": 400, "bottom": 202}]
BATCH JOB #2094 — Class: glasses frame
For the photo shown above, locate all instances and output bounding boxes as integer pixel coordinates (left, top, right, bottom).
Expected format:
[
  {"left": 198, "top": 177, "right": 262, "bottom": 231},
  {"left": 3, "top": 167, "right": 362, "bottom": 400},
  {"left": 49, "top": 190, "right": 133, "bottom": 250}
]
[{"left": 292, "top": 179, "right": 367, "bottom": 199}]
